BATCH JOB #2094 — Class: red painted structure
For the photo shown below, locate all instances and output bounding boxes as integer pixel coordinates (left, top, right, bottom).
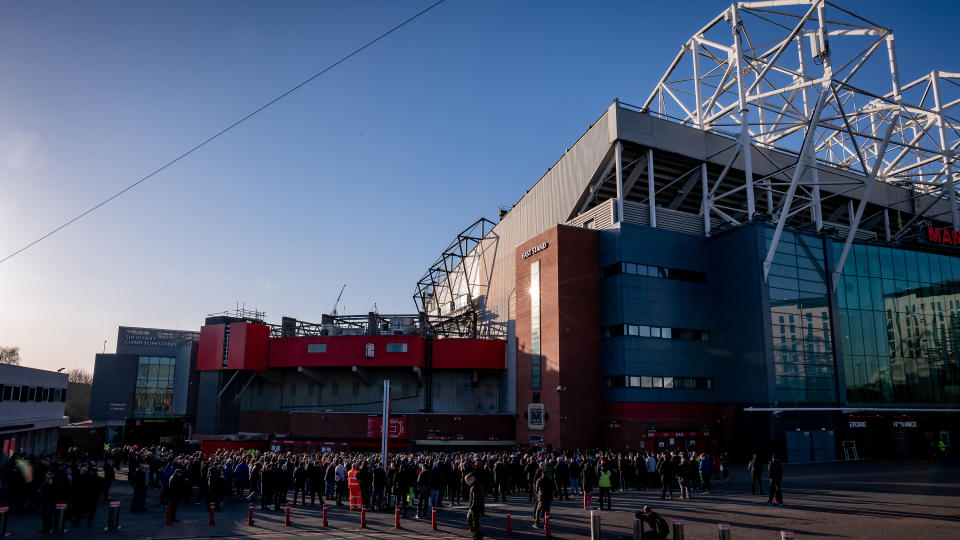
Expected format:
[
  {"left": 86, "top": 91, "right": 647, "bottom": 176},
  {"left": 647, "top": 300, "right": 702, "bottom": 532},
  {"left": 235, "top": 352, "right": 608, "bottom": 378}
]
[{"left": 196, "top": 325, "right": 505, "bottom": 371}]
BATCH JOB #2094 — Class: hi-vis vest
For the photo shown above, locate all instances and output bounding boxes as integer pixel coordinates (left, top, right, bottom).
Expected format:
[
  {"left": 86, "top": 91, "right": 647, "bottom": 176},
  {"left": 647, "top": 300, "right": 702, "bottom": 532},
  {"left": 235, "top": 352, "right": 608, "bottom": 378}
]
[
  {"left": 348, "top": 469, "right": 359, "bottom": 488},
  {"left": 598, "top": 470, "right": 612, "bottom": 487}
]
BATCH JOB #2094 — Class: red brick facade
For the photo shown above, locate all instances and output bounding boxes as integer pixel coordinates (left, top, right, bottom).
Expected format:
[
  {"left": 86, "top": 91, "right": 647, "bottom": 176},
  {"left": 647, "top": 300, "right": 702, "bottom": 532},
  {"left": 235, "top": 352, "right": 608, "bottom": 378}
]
[{"left": 515, "top": 225, "right": 602, "bottom": 449}]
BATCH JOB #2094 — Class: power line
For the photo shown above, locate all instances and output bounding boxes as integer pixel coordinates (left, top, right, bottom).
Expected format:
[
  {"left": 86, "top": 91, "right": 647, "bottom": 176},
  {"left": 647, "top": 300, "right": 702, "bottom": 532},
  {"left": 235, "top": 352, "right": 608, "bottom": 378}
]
[{"left": 0, "top": 0, "right": 447, "bottom": 265}]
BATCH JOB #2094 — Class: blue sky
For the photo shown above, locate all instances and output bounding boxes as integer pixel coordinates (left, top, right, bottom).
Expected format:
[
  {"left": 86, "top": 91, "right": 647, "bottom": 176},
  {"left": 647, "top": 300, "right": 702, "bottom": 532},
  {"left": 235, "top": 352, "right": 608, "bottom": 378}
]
[{"left": 1, "top": 0, "right": 957, "bottom": 371}]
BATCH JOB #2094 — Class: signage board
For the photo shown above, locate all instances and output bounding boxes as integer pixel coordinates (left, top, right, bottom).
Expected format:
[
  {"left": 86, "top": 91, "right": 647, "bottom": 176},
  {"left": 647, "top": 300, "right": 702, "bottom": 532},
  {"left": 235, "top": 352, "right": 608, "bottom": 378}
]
[
  {"left": 926, "top": 226, "right": 960, "bottom": 247},
  {"left": 365, "top": 416, "right": 406, "bottom": 439},
  {"left": 521, "top": 242, "right": 549, "bottom": 259},
  {"left": 849, "top": 421, "right": 867, "bottom": 428},
  {"left": 527, "top": 403, "right": 545, "bottom": 430}
]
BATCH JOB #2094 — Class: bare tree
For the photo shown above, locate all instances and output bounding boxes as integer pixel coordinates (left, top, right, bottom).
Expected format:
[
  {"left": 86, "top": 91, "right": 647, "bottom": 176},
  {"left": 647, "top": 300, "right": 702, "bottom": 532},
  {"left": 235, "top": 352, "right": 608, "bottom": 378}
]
[
  {"left": 68, "top": 368, "right": 93, "bottom": 384},
  {"left": 0, "top": 346, "right": 21, "bottom": 365}
]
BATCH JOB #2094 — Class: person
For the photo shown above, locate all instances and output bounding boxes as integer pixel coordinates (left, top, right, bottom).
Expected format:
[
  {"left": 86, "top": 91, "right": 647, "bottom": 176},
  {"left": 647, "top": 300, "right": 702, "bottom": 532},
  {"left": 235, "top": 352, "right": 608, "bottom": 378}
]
[
  {"left": 720, "top": 452, "right": 731, "bottom": 485},
  {"left": 103, "top": 459, "right": 115, "bottom": 501},
  {"left": 596, "top": 461, "right": 612, "bottom": 510},
  {"left": 645, "top": 452, "right": 658, "bottom": 489},
  {"left": 347, "top": 462, "right": 362, "bottom": 511},
  {"left": 335, "top": 461, "right": 348, "bottom": 506},
  {"left": 747, "top": 454, "right": 764, "bottom": 495},
  {"left": 293, "top": 461, "right": 308, "bottom": 505},
  {"left": 466, "top": 472, "right": 484, "bottom": 540},
  {"left": 580, "top": 458, "right": 596, "bottom": 510},
  {"left": 657, "top": 453, "right": 674, "bottom": 500},
  {"left": 767, "top": 455, "right": 783, "bottom": 505},
  {"left": 698, "top": 452, "right": 712, "bottom": 494},
  {"left": 635, "top": 505, "right": 670, "bottom": 540},
  {"left": 677, "top": 456, "right": 693, "bottom": 500},
  {"left": 130, "top": 463, "right": 148, "bottom": 512},
  {"left": 324, "top": 460, "right": 337, "bottom": 501},
  {"left": 260, "top": 463, "right": 274, "bottom": 511},
  {"left": 372, "top": 463, "right": 386, "bottom": 510},
  {"left": 533, "top": 463, "right": 554, "bottom": 529},
  {"left": 416, "top": 463, "right": 431, "bottom": 518},
  {"left": 38, "top": 471, "right": 59, "bottom": 534},
  {"left": 235, "top": 459, "right": 249, "bottom": 498},
  {"left": 168, "top": 468, "right": 185, "bottom": 522}
]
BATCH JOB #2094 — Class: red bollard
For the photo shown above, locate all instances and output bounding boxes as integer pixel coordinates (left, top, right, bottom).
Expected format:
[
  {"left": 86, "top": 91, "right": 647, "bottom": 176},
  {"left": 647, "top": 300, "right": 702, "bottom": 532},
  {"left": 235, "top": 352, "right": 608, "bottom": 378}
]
[
  {"left": 361, "top": 506, "right": 367, "bottom": 529},
  {"left": 506, "top": 510, "right": 512, "bottom": 535},
  {"left": 165, "top": 503, "right": 172, "bottom": 526},
  {"left": 395, "top": 506, "right": 401, "bottom": 529},
  {"left": 544, "top": 512, "right": 550, "bottom": 537},
  {"left": 432, "top": 507, "right": 437, "bottom": 531},
  {"left": 208, "top": 503, "right": 215, "bottom": 526},
  {"left": 248, "top": 503, "right": 254, "bottom": 526},
  {"left": 285, "top": 503, "right": 292, "bottom": 526},
  {"left": 323, "top": 504, "right": 328, "bottom": 527}
]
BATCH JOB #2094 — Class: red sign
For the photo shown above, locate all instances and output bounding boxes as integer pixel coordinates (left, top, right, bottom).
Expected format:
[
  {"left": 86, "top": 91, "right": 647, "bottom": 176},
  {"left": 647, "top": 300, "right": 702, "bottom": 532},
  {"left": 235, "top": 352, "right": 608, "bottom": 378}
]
[
  {"left": 927, "top": 226, "right": 960, "bottom": 246},
  {"left": 366, "top": 416, "right": 406, "bottom": 440},
  {"left": 642, "top": 431, "right": 708, "bottom": 438}
]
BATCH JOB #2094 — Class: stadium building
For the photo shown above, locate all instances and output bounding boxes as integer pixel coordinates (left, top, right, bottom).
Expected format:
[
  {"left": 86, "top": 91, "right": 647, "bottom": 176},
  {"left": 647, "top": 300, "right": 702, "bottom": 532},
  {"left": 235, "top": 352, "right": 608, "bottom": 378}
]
[
  {"left": 92, "top": 1, "right": 958, "bottom": 461},
  {"left": 412, "top": 1, "right": 959, "bottom": 460}
]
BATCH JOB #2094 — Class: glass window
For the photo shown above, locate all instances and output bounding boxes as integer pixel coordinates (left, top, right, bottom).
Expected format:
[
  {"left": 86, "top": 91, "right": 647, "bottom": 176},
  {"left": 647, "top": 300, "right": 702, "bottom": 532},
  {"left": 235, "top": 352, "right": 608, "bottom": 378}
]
[
  {"left": 307, "top": 343, "right": 327, "bottom": 353},
  {"left": 385, "top": 343, "right": 408, "bottom": 353},
  {"left": 650, "top": 327, "right": 661, "bottom": 338},
  {"left": 637, "top": 325, "right": 650, "bottom": 337},
  {"left": 628, "top": 376, "right": 642, "bottom": 387},
  {"left": 661, "top": 327, "right": 672, "bottom": 339},
  {"left": 663, "top": 377, "right": 674, "bottom": 389},
  {"left": 641, "top": 376, "right": 652, "bottom": 388},
  {"left": 651, "top": 377, "right": 663, "bottom": 388}
]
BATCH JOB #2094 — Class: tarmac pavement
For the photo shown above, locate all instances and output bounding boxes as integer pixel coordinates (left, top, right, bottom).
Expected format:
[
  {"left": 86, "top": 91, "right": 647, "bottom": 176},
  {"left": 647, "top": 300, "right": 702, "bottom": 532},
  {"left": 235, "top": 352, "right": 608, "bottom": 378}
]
[{"left": 1, "top": 458, "right": 957, "bottom": 539}]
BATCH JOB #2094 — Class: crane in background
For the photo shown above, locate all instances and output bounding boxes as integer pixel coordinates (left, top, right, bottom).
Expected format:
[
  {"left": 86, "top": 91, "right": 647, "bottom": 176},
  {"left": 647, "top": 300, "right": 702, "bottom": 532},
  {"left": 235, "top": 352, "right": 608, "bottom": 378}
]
[{"left": 331, "top": 284, "right": 346, "bottom": 316}]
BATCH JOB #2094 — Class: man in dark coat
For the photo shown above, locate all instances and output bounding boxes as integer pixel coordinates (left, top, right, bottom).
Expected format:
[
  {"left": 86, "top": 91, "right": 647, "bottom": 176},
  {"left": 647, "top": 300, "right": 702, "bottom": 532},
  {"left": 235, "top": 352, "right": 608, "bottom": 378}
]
[
  {"left": 533, "top": 464, "right": 554, "bottom": 529},
  {"left": 657, "top": 454, "right": 675, "bottom": 500},
  {"left": 767, "top": 455, "right": 784, "bottom": 505},
  {"left": 747, "top": 454, "right": 764, "bottom": 495},
  {"left": 466, "top": 472, "right": 484, "bottom": 540},
  {"left": 635, "top": 505, "right": 670, "bottom": 540}
]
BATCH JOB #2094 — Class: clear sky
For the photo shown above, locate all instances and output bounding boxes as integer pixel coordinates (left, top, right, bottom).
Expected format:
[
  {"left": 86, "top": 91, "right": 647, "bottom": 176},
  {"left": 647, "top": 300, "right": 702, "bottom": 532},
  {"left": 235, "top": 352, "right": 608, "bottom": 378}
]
[{"left": 1, "top": 0, "right": 957, "bottom": 372}]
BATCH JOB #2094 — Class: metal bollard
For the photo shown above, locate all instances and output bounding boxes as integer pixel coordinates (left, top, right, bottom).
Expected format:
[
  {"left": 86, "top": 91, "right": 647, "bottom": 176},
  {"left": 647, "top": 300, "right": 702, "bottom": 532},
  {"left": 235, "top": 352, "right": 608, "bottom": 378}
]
[
  {"left": 106, "top": 501, "right": 121, "bottom": 531},
  {"left": 0, "top": 506, "right": 8, "bottom": 538},
  {"left": 431, "top": 507, "right": 437, "bottom": 531},
  {"left": 590, "top": 510, "right": 601, "bottom": 540},
  {"left": 54, "top": 503, "right": 68, "bottom": 533},
  {"left": 718, "top": 523, "right": 732, "bottom": 540},
  {"left": 633, "top": 517, "right": 643, "bottom": 540},
  {"left": 673, "top": 519, "right": 685, "bottom": 540},
  {"left": 323, "top": 504, "right": 329, "bottom": 527},
  {"left": 545, "top": 512, "right": 550, "bottom": 537},
  {"left": 285, "top": 503, "right": 291, "bottom": 526},
  {"left": 209, "top": 503, "right": 216, "bottom": 526},
  {"left": 361, "top": 506, "right": 367, "bottom": 529},
  {"left": 780, "top": 532, "right": 795, "bottom": 540},
  {"left": 506, "top": 510, "right": 512, "bottom": 535},
  {"left": 395, "top": 506, "right": 401, "bottom": 529},
  {"left": 248, "top": 503, "right": 254, "bottom": 526}
]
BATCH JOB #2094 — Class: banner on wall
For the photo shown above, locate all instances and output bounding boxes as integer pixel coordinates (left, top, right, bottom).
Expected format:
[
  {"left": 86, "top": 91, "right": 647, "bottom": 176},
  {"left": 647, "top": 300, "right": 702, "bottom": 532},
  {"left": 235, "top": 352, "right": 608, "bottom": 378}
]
[{"left": 366, "top": 416, "right": 406, "bottom": 439}]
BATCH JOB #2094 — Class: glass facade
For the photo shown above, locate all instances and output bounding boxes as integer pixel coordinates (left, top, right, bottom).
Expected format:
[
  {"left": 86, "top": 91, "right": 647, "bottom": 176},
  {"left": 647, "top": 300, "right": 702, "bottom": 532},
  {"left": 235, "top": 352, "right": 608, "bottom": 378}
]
[
  {"left": 133, "top": 356, "right": 176, "bottom": 418},
  {"left": 765, "top": 229, "right": 837, "bottom": 403},
  {"left": 833, "top": 242, "right": 960, "bottom": 404}
]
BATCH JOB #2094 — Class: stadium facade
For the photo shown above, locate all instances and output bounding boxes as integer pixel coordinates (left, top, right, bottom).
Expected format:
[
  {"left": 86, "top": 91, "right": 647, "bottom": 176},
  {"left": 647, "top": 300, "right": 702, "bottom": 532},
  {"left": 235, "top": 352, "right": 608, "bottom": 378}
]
[{"left": 90, "top": 1, "right": 958, "bottom": 460}]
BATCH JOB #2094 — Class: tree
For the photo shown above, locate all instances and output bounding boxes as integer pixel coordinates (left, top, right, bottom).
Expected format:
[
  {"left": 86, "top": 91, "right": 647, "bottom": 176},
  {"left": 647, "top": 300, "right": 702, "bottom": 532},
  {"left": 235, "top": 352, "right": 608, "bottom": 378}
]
[
  {"left": 0, "top": 346, "right": 21, "bottom": 365},
  {"left": 68, "top": 368, "right": 93, "bottom": 384}
]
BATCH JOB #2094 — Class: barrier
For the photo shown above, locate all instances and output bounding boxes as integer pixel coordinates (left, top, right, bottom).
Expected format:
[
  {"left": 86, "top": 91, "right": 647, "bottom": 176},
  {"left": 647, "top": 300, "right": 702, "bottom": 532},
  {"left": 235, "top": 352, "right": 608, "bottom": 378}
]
[
  {"left": 431, "top": 507, "right": 437, "bottom": 531},
  {"left": 781, "top": 532, "right": 795, "bottom": 540},
  {"left": 106, "top": 501, "right": 121, "bottom": 531},
  {"left": 361, "top": 506, "right": 367, "bottom": 529},
  {"left": 0, "top": 506, "right": 7, "bottom": 538},
  {"left": 718, "top": 523, "right": 732, "bottom": 540},
  {"left": 248, "top": 503, "right": 254, "bottom": 526},
  {"left": 673, "top": 519, "right": 685, "bottom": 540},
  {"left": 395, "top": 506, "right": 401, "bottom": 529},
  {"left": 54, "top": 503, "right": 67, "bottom": 533},
  {"left": 323, "top": 504, "right": 329, "bottom": 527},
  {"left": 633, "top": 517, "right": 643, "bottom": 540},
  {"left": 165, "top": 503, "right": 172, "bottom": 526},
  {"left": 285, "top": 503, "right": 292, "bottom": 526},
  {"left": 209, "top": 503, "right": 216, "bottom": 526},
  {"left": 590, "top": 510, "right": 601, "bottom": 540},
  {"left": 506, "top": 510, "right": 512, "bottom": 535},
  {"left": 545, "top": 512, "right": 551, "bottom": 537}
]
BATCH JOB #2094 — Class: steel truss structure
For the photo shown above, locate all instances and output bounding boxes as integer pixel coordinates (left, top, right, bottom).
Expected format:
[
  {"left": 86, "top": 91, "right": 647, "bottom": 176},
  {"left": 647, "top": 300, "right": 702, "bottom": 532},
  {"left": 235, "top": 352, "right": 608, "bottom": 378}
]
[
  {"left": 635, "top": 0, "right": 960, "bottom": 285},
  {"left": 413, "top": 217, "right": 497, "bottom": 327}
]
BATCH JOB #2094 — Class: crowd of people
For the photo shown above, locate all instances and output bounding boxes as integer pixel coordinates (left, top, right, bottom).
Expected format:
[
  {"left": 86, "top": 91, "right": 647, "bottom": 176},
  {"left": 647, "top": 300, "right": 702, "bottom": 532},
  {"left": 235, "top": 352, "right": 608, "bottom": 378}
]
[{"left": 0, "top": 445, "right": 786, "bottom": 538}]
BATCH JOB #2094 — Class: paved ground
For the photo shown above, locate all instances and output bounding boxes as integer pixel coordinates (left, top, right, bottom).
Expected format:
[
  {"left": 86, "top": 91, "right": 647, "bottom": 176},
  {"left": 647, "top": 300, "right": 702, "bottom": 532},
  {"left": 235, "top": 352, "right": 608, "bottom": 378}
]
[{"left": 2, "top": 459, "right": 958, "bottom": 539}]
